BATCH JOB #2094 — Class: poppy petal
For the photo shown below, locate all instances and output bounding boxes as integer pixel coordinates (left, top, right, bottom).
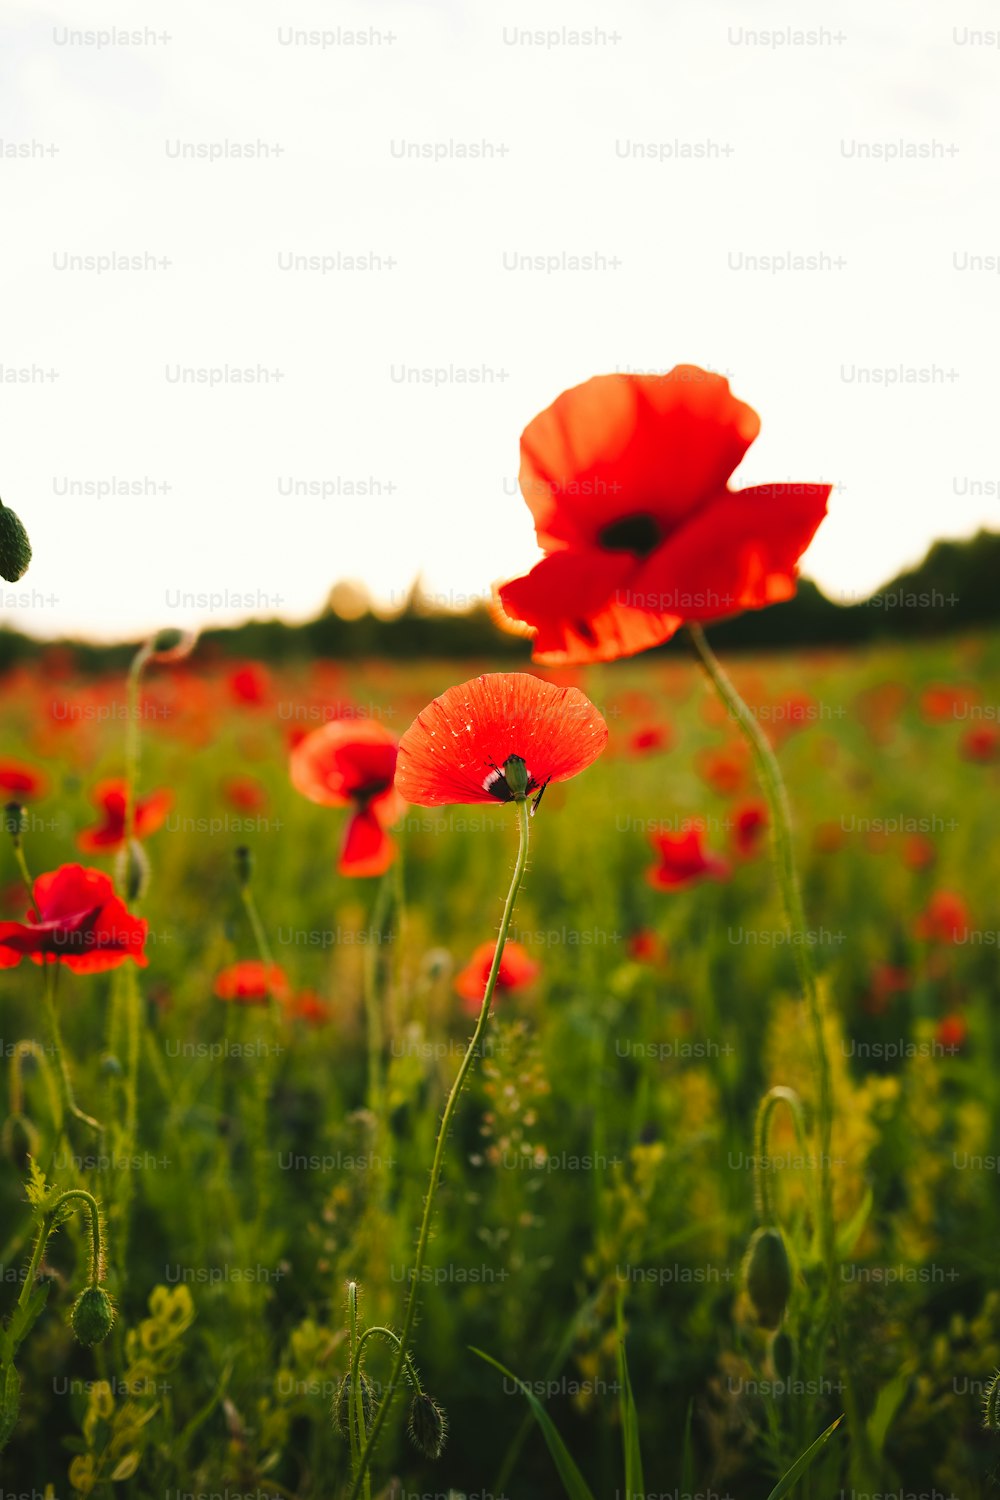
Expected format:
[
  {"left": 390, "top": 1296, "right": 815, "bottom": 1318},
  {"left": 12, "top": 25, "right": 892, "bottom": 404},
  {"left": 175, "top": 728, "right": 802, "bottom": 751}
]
[
  {"left": 395, "top": 673, "right": 607, "bottom": 806},
  {"left": 519, "top": 368, "right": 761, "bottom": 551},
  {"left": 339, "top": 808, "right": 397, "bottom": 877}
]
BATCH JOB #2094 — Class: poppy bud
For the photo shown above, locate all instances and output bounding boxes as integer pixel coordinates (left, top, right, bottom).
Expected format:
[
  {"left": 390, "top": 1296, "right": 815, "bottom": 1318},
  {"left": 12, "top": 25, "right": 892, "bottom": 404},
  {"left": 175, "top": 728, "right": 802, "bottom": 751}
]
[
  {"left": 234, "top": 845, "right": 253, "bottom": 888},
  {"left": 407, "top": 1391, "right": 447, "bottom": 1459},
  {"left": 3, "top": 802, "right": 27, "bottom": 840},
  {"left": 151, "top": 628, "right": 197, "bottom": 663},
  {"left": 115, "top": 838, "right": 150, "bottom": 903},
  {"left": 770, "top": 1327, "right": 796, "bottom": 1382},
  {"left": 0, "top": 499, "right": 32, "bottom": 583},
  {"left": 333, "top": 1371, "right": 374, "bottom": 1438},
  {"left": 100, "top": 1053, "right": 124, "bottom": 1078},
  {"left": 70, "top": 1286, "right": 116, "bottom": 1346},
  {"left": 743, "top": 1226, "right": 791, "bottom": 1330},
  {"left": 1, "top": 1112, "right": 39, "bottom": 1172}
]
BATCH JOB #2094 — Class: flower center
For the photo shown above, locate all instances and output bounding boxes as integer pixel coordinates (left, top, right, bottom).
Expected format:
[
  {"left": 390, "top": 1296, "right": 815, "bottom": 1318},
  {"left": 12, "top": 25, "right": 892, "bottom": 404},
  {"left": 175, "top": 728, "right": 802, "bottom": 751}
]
[{"left": 597, "top": 512, "right": 663, "bottom": 558}]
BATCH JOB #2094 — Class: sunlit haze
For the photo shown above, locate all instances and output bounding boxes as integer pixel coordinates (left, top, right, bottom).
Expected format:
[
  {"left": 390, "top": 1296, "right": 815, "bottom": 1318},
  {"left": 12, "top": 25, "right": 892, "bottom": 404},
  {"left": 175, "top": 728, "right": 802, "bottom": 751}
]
[{"left": 4, "top": 0, "right": 998, "bottom": 641}]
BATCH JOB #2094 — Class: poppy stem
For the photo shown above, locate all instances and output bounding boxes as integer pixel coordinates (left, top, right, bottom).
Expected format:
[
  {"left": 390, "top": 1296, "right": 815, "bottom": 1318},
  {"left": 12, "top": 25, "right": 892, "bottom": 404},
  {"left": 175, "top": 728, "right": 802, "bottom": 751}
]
[
  {"left": 344, "top": 796, "right": 531, "bottom": 1500},
  {"left": 122, "top": 640, "right": 154, "bottom": 857},
  {"left": 753, "top": 1086, "right": 809, "bottom": 1228},
  {"left": 362, "top": 872, "right": 393, "bottom": 1119},
  {"left": 43, "top": 965, "right": 103, "bottom": 1138},
  {"left": 685, "top": 623, "right": 834, "bottom": 1270}
]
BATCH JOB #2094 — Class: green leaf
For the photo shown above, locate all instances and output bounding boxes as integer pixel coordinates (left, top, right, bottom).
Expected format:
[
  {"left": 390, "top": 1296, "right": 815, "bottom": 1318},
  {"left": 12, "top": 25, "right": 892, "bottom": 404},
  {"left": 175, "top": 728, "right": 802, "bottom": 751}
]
[
  {"left": 765, "top": 1415, "right": 844, "bottom": 1500},
  {"left": 470, "top": 1348, "right": 597, "bottom": 1500},
  {"left": 0, "top": 1362, "right": 21, "bottom": 1452},
  {"left": 615, "top": 1292, "right": 644, "bottom": 1499},
  {"left": 836, "top": 1187, "right": 873, "bottom": 1258},
  {"left": 867, "top": 1372, "right": 909, "bottom": 1456},
  {"left": 7, "top": 1281, "right": 51, "bottom": 1359},
  {"left": 680, "top": 1399, "right": 695, "bottom": 1491}
]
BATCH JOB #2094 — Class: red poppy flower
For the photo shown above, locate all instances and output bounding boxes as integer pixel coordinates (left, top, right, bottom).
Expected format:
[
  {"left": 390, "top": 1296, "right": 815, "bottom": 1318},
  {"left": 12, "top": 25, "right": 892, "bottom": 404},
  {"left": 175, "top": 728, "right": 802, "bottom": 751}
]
[
  {"left": 919, "top": 683, "right": 977, "bottom": 723},
  {"left": 646, "top": 828, "right": 731, "bottom": 890},
  {"left": 732, "top": 801, "right": 768, "bottom": 858},
  {"left": 214, "top": 960, "right": 290, "bottom": 1003},
  {"left": 862, "top": 963, "right": 911, "bottom": 1016},
  {"left": 281, "top": 988, "right": 332, "bottom": 1026},
  {"left": 497, "top": 367, "right": 831, "bottom": 663},
  {"left": 936, "top": 1013, "right": 967, "bottom": 1051},
  {"left": 290, "top": 720, "right": 405, "bottom": 877},
  {"left": 77, "top": 779, "right": 173, "bottom": 853},
  {"left": 960, "top": 725, "right": 1000, "bottom": 763},
  {"left": 394, "top": 673, "right": 607, "bottom": 808},
  {"left": 696, "top": 741, "right": 751, "bottom": 797},
  {"left": 0, "top": 864, "right": 148, "bottom": 972},
  {"left": 627, "top": 725, "right": 673, "bottom": 756},
  {"left": 228, "top": 662, "right": 270, "bottom": 706},
  {"left": 902, "top": 833, "right": 936, "bottom": 871},
  {"left": 627, "top": 929, "right": 668, "bottom": 964},
  {"left": 915, "top": 891, "right": 970, "bottom": 943},
  {"left": 0, "top": 759, "right": 47, "bottom": 798},
  {"left": 454, "top": 939, "right": 541, "bottom": 1012},
  {"left": 222, "top": 775, "right": 270, "bottom": 812}
]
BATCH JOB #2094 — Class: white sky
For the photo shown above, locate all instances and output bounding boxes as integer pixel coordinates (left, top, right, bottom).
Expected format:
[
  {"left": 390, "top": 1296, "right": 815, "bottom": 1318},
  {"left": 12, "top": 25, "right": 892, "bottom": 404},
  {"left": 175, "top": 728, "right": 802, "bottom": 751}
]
[{"left": 2, "top": 0, "right": 998, "bottom": 641}]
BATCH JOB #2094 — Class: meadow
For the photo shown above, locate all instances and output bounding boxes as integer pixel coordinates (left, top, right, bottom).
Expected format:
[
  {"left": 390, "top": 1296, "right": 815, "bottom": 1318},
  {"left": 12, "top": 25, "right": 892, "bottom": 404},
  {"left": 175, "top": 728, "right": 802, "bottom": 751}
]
[{"left": 1, "top": 627, "right": 999, "bottom": 1499}]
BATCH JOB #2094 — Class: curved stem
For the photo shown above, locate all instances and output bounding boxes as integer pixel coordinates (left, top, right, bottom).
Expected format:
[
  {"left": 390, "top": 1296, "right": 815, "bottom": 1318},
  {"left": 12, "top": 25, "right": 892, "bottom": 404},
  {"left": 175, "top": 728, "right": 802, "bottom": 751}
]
[
  {"left": 753, "top": 1085, "right": 809, "bottom": 1227},
  {"left": 354, "top": 1325, "right": 423, "bottom": 1394},
  {"left": 48, "top": 1189, "right": 104, "bottom": 1284},
  {"left": 344, "top": 797, "right": 531, "bottom": 1500}
]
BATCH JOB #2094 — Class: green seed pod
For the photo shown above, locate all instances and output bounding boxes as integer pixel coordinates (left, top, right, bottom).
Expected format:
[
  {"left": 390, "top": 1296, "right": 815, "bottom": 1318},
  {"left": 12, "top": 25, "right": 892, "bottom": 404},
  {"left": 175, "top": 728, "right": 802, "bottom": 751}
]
[
  {"left": 0, "top": 500, "right": 32, "bottom": 583},
  {"left": 407, "top": 1391, "right": 447, "bottom": 1459},
  {"left": 3, "top": 802, "right": 27, "bottom": 840},
  {"left": 71, "top": 1286, "right": 116, "bottom": 1347},
  {"left": 1, "top": 1112, "right": 40, "bottom": 1172},
  {"left": 333, "top": 1371, "right": 374, "bottom": 1438},
  {"left": 743, "top": 1226, "right": 791, "bottom": 1330},
  {"left": 770, "top": 1327, "right": 796, "bottom": 1382},
  {"left": 115, "top": 838, "right": 150, "bottom": 903}
]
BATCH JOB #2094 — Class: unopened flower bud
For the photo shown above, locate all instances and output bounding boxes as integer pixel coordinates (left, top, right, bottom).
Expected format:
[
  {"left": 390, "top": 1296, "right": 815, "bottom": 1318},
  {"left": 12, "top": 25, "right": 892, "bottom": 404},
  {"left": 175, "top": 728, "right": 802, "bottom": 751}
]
[
  {"left": 3, "top": 802, "right": 27, "bottom": 841},
  {"left": 0, "top": 499, "right": 32, "bottom": 583},
  {"left": 407, "top": 1391, "right": 447, "bottom": 1459},
  {"left": 151, "top": 628, "right": 197, "bottom": 663},
  {"left": 234, "top": 845, "right": 253, "bottom": 889},
  {"left": 1, "top": 1112, "right": 39, "bottom": 1172},
  {"left": 743, "top": 1226, "right": 791, "bottom": 1330},
  {"left": 333, "top": 1371, "right": 374, "bottom": 1438},
  {"left": 100, "top": 1053, "right": 124, "bottom": 1078},
  {"left": 71, "top": 1286, "right": 116, "bottom": 1347},
  {"left": 115, "top": 839, "right": 150, "bottom": 903}
]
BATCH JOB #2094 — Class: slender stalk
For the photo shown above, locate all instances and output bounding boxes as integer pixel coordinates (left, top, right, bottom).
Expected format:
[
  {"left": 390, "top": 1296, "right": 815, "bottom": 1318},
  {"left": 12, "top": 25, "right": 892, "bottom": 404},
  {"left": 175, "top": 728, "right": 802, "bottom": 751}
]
[
  {"left": 753, "top": 1086, "right": 809, "bottom": 1227},
  {"left": 122, "top": 641, "right": 153, "bottom": 855},
  {"left": 686, "top": 625, "right": 834, "bottom": 1270},
  {"left": 363, "top": 873, "right": 393, "bottom": 1118},
  {"left": 344, "top": 797, "right": 531, "bottom": 1500},
  {"left": 43, "top": 965, "right": 103, "bottom": 1137}
]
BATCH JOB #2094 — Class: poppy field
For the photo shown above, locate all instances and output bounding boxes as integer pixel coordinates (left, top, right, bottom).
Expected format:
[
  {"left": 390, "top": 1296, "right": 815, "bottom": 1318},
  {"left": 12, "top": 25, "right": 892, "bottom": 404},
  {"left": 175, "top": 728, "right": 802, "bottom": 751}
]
[{"left": 1, "top": 370, "right": 999, "bottom": 1499}]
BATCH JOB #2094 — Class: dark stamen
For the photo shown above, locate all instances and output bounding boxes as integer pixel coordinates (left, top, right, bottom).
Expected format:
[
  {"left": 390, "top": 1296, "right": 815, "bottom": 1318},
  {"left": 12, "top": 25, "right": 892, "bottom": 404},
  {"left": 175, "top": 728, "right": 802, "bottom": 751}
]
[{"left": 597, "top": 513, "right": 662, "bottom": 558}]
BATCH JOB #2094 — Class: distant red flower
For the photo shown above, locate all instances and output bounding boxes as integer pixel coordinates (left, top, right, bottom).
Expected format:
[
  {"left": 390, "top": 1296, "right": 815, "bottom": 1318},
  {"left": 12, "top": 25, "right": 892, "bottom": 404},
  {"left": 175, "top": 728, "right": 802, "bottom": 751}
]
[
  {"left": 696, "top": 741, "right": 750, "bottom": 797},
  {"left": 732, "top": 801, "right": 768, "bottom": 858},
  {"left": 454, "top": 939, "right": 541, "bottom": 1012},
  {"left": 902, "top": 833, "right": 936, "bottom": 871},
  {"left": 0, "top": 759, "right": 47, "bottom": 798},
  {"left": 222, "top": 775, "right": 269, "bottom": 812},
  {"left": 497, "top": 367, "right": 831, "bottom": 663},
  {"left": 282, "top": 988, "right": 332, "bottom": 1026},
  {"left": 228, "top": 662, "right": 270, "bottom": 706},
  {"left": 919, "top": 683, "right": 977, "bottom": 723},
  {"left": 0, "top": 864, "right": 148, "bottom": 972},
  {"left": 394, "top": 673, "right": 607, "bottom": 808},
  {"left": 628, "top": 929, "right": 668, "bottom": 964},
  {"left": 214, "top": 960, "right": 289, "bottom": 1003},
  {"left": 915, "top": 891, "right": 970, "bottom": 943},
  {"left": 290, "top": 720, "right": 404, "bottom": 877},
  {"left": 77, "top": 779, "right": 173, "bottom": 853},
  {"left": 646, "top": 828, "right": 730, "bottom": 890},
  {"left": 863, "top": 963, "right": 912, "bottom": 1016},
  {"left": 960, "top": 725, "right": 1000, "bottom": 763},
  {"left": 936, "top": 1013, "right": 967, "bottom": 1051},
  {"left": 627, "top": 724, "right": 673, "bottom": 756},
  {"left": 813, "top": 820, "right": 846, "bottom": 854}
]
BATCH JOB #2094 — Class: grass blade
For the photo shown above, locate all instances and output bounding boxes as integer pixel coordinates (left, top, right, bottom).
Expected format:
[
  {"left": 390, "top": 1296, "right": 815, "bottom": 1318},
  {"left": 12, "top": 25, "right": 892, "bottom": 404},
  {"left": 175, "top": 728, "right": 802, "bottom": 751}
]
[
  {"left": 765, "top": 1414, "right": 844, "bottom": 1500},
  {"left": 470, "top": 1347, "right": 597, "bottom": 1500}
]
